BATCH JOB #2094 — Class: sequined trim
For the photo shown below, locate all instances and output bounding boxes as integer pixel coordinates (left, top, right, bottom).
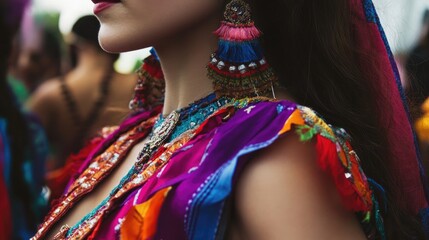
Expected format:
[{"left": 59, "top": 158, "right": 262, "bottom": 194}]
[
  {"left": 66, "top": 131, "right": 195, "bottom": 239},
  {"left": 31, "top": 117, "right": 157, "bottom": 239}
]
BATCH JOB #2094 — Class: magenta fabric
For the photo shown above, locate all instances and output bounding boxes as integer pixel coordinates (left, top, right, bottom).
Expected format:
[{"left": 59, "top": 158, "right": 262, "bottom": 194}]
[
  {"left": 351, "top": 0, "right": 428, "bottom": 213},
  {"left": 0, "top": 132, "right": 12, "bottom": 240},
  {"left": 65, "top": 106, "right": 163, "bottom": 191}
]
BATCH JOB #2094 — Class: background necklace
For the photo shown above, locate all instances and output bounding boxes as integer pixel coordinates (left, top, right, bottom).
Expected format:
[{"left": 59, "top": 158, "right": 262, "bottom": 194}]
[{"left": 60, "top": 70, "right": 112, "bottom": 152}]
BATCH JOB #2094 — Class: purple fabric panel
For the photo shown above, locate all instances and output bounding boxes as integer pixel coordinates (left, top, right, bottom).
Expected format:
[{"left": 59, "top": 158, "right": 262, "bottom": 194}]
[{"left": 155, "top": 101, "right": 296, "bottom": 239}]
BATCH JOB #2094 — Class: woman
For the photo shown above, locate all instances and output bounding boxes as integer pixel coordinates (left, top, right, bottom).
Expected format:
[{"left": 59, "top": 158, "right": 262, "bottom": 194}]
[{"left": 33, "top": 0, "right": 428, "bottom": 239}]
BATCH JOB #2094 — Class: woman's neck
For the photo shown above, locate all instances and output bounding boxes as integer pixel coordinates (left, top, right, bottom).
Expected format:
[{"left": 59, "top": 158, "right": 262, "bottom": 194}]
[{"left": 155, "top": 13, "right": 221, "bottom": 115}]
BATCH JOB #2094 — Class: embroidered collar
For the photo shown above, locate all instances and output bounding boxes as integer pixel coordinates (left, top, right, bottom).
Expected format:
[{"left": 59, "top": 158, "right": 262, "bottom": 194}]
[{"left": 154, "top": 93, "right": 232, "bottom": 141}]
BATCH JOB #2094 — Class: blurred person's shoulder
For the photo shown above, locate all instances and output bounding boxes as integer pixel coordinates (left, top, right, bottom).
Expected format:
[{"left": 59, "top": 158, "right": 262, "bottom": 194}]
[{"left": 26, "top": 77, "right": 63, "bottom": 118}]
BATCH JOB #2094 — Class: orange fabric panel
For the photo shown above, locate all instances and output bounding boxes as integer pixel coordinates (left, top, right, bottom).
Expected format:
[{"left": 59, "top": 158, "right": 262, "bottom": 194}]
[{"left": 120, "top": 187, "right": 171, "bottom": 240}]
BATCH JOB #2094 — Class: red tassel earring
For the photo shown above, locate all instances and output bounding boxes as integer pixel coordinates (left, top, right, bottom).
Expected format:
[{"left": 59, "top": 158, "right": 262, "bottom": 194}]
[
  {"left": 207, "top": 0, "right": 278, "bottom": 99},
  {"left": 129, "top": 49, "right": 165, "bottom": 112}
]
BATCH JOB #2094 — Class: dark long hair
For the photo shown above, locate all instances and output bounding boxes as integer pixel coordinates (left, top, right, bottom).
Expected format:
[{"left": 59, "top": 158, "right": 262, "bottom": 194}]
[
  {"left": 406, "top": 9, "right": 429, "bottom": 120},
  {"left": 249, "top": 0, "right": 423, "bottom": 239},
  {"left": 0, "top": 0, "right": 39, "bottom": 230}
]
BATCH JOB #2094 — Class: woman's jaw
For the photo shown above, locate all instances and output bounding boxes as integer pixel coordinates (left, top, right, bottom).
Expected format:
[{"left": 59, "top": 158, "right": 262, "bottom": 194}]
[{"left": 94, "top": 0, "right": 223, "bottom": 53}]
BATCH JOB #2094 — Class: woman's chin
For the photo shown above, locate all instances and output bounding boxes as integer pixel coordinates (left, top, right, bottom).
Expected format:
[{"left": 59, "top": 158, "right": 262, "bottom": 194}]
[
  {"left": 99, "top": 37, "right": 142, "bottom": 53},
  {"left": 98, "top": 33, "right": 147, "bottom": 53},
  {"left": 99, "top": 38, "right": 126, "bottom": 53}
]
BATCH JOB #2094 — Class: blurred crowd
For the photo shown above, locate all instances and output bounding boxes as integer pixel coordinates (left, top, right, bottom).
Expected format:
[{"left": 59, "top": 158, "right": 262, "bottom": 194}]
[{"left": 2, "top": 0, "right": 429, "bottom": 239}]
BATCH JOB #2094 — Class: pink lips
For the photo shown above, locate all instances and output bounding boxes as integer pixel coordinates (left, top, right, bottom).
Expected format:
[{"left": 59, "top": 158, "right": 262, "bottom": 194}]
[{"left": 93, "top": 2, "right": 117, "bottom": 15}]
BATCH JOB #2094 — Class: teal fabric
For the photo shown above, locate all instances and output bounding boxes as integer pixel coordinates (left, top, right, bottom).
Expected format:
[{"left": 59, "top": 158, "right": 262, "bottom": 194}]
[
  {"left": 7, "top": 75, "right": 29, "bottom": 104},
  {"left": 0, "top": 84, "right": 49, "bottom": 239}
]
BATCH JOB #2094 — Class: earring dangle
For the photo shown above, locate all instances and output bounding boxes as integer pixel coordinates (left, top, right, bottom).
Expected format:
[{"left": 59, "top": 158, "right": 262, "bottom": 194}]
[
  {"left": 207, "top": 0, "right": 278, "bottom": 99},
  {"left": 129, "top": 49, "right": 165, "bottom": 112}
]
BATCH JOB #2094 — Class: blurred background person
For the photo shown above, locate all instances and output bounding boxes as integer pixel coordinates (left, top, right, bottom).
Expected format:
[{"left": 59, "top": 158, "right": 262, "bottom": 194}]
[
  {"left": 406, "top": 9, "right": 429, "bottom": 120},
  {"left": 1, "top": 0, "right": 50, "bottom": 239},
  {"left": 405, "top": 9, "right": 429, "bottom": 176},
  {"left": 415, "top": 98, "right": 429, "bottom": 176},
  {"left": 26, "top": 15, "right": 136, "bottom": 189},
  {"left": 10, "top": 10, "right": 63, "bottom": 97}
]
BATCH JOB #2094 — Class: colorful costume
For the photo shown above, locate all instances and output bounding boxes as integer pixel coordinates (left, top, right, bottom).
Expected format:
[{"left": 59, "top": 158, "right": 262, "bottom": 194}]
[{"left": 33, "top": 98, "right": 383, "bottom": 239}]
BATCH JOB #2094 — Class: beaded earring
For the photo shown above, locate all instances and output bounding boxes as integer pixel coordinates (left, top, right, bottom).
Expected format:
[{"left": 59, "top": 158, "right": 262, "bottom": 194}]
[
  {"left": 207, "top": 0, "right": 278, "bottom": 99},
  {"left": 129, "top": 49, "right": 165, "bottom": 112}
]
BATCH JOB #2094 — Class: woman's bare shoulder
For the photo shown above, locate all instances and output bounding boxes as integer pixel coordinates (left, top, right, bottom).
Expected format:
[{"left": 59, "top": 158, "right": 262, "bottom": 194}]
[{"left": 232, "top": 131, "right": 367, "bottom": 240}]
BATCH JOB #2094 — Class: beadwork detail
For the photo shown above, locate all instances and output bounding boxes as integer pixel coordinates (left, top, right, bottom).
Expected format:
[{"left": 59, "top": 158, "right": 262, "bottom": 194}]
[
  {"left": 208, "top": 0, "right": 278, "bottom": 99},
  {"left": 224, "top": 0, "right": 251, "bottom": 24},
  {"left": 129, "top": 54, "right": 165, "bottom": 112},
  {"left": 154, "top": 93, "right": 232, "bottom": 141},
  {"left": 297, "top": 106, "right": 373, "bottom": 210}
]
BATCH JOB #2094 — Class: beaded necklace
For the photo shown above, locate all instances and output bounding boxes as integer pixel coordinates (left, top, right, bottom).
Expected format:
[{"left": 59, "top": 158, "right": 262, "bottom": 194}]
[
  {"left": 60, "top": 70, "right": 112, "bottom": 152},
  {"left": 64, "top": 93, "right": 231, "bottom": 238},
  {"left": 154, "top": 93, "right": 232, "bottom": 141}
]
